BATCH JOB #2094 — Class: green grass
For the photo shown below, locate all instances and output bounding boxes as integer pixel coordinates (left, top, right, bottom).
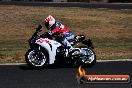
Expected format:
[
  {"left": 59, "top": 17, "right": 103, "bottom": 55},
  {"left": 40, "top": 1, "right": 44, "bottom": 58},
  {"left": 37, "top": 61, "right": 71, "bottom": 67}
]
[
  {"left": 0, "top": 40, "right": 28, "bottom": 63},
  {"left": 0, "top": 5, "right": 132, "bottom": 63}
]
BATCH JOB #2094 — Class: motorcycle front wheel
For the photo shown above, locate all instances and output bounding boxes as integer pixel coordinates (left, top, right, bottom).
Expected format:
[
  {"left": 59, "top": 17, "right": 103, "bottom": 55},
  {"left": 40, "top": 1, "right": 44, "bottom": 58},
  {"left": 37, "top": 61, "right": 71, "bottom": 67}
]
[{"left": 25, "top": 49, "right": 49, "bottom": 69}]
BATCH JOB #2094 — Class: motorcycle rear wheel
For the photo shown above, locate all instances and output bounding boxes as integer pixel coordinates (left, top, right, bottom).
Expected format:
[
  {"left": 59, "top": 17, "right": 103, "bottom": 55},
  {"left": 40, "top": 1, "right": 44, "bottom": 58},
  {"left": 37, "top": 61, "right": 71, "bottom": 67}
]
[{"left": 78, "top": 48, "right": 96, "bottom": 67}]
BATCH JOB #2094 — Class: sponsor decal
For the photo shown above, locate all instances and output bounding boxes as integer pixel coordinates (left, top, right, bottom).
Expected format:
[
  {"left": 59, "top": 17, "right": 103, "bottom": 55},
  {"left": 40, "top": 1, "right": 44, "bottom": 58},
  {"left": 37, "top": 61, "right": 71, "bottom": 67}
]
[
  {"left": 36, "top": 38, "right": 49, "bottom": 43},
  {"left": 76, "top": 66, "right": 130, "bottom": 84}
]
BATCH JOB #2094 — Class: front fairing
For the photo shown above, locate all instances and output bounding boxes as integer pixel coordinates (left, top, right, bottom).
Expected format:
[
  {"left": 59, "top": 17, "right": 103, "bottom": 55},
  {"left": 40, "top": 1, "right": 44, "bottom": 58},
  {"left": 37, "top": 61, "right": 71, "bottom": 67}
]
[
  {"left": 35, "top": 38, "right": 62, "bottom": 64},
  {"left": 29, "top": 34, "right": 41, "bottom": 49}
]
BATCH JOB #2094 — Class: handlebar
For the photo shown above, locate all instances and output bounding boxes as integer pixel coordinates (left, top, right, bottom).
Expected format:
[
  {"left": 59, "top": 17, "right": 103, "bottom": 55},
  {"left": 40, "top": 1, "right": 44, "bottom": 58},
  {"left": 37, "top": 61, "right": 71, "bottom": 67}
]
[{"left": 36, "top": 25, "right": 42, "bottom": 32}]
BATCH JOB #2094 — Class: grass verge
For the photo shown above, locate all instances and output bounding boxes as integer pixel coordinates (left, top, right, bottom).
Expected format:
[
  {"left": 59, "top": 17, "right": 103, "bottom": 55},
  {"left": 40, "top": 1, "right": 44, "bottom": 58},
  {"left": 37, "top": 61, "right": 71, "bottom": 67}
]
[{"left": 0, "top": 5, "right": 132, "bottom": 63}]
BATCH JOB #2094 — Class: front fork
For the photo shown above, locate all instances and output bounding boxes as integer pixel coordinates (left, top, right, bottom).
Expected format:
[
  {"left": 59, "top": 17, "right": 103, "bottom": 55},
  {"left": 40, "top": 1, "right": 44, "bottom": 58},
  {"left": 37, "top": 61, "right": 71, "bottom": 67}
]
[{"left": 32, "top": 46, "right": 42, "bottom": 61}]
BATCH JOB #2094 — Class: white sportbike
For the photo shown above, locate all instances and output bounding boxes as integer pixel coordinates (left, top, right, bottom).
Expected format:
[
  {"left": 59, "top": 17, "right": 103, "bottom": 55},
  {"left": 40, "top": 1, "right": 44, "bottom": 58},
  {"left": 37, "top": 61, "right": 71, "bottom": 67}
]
[{"left": 25, "top": 25, "right": 96, "bottom": 68}]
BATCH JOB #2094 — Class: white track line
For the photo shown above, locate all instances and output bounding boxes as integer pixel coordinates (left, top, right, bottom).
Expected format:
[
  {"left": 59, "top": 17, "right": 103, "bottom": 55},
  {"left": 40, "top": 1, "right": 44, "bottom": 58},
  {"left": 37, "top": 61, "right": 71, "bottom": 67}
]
[
  {"left": 0, "top": 59, "right": 132, "bottom": 65},
  {"left": 97, "top": 59, "right": 132, "bottom": 62},
  {"left": 0, "top": 63, "right": 26, "bottom": 65}
]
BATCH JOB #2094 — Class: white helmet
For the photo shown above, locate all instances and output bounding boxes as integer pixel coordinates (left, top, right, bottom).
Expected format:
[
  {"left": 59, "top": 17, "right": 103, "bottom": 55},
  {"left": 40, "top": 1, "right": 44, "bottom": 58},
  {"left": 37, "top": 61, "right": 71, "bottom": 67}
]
[{"left": 44, "top": 15, "right": 55, "bottom": 29}]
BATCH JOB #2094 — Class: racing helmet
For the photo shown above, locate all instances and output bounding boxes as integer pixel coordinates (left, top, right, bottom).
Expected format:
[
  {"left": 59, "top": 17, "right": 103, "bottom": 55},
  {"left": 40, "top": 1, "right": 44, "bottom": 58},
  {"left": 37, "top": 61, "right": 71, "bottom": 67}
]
[{"left": 44, "top": 15, "right": 55, "bottom": 29}]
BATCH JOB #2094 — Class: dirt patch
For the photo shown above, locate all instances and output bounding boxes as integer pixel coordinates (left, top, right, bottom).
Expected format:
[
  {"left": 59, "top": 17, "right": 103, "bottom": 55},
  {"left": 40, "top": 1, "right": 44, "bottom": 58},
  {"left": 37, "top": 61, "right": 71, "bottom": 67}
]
[{"left": 0, "top": 5, "right": 132, "bottom": 63}]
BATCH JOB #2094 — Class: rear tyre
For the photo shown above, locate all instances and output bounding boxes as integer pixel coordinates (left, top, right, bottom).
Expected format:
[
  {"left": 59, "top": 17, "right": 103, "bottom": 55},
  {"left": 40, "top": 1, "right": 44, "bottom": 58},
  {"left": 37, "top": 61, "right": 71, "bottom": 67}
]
[
  {"left": 25, "top": 49, "right": 49, "bottom": 69},
  {"left": 78, "top": 48, "right": 96, "bottom": 67}
]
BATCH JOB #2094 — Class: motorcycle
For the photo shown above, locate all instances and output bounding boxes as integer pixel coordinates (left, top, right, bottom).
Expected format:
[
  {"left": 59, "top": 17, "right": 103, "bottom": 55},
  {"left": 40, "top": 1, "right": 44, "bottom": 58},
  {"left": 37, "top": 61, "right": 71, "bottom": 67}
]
[{"left": 25, "top": 25, "right": 96, "bottom": 68}]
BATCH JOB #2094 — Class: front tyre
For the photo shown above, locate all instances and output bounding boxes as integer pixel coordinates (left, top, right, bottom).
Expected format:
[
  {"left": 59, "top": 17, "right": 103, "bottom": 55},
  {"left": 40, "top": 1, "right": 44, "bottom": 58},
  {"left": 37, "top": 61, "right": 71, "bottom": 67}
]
[{"left": 25, "top": 49, "right": 49, "bottom": 69}]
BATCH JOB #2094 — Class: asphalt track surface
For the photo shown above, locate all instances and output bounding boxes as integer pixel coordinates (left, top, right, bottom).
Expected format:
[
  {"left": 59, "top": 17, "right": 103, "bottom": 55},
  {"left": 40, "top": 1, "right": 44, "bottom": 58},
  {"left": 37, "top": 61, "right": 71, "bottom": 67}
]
[
  {"left": 0, "top": 1, "right": 132, "bottom": 9},
  {"left": 0, "top": 61, "right": 132, "bottom": 88}
]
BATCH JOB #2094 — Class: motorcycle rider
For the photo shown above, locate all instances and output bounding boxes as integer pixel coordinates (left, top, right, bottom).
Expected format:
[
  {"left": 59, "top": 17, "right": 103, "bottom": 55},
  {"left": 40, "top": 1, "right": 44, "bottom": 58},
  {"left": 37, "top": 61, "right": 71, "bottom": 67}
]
[{"left": 44, "top": 15, "right": 75, "bottom": 50}]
